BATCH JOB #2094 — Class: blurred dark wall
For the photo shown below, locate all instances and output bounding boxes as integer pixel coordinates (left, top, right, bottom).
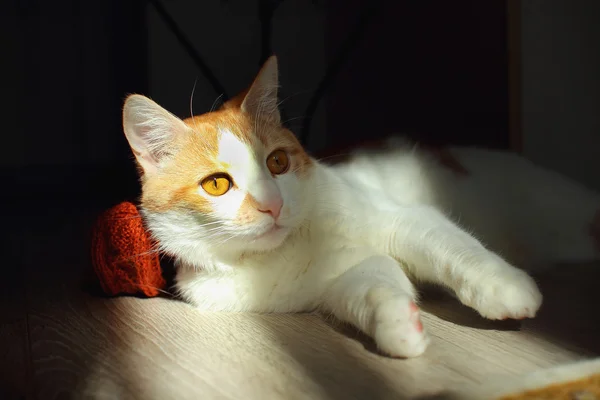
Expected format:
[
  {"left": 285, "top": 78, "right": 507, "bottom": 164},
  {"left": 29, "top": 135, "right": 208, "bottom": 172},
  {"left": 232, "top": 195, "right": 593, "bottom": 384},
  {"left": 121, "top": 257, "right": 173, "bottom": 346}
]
[
  {"left": 5, "top": 0, "right": 148, "bottom": 208},
  {"left": 146, "top": 0, "right": 329, "bottom": 154},
  {"left": 326, "top": 0, "right": 510, "bottom": 150},
  {"left": 521, "top": 0, "right": 600, "bottom": 190},
  {"left": 7, "top": 0, "right": 598, "bottom": 211},
  {"left": 145, "top": 0, "right": 512, "bottom": 155}
]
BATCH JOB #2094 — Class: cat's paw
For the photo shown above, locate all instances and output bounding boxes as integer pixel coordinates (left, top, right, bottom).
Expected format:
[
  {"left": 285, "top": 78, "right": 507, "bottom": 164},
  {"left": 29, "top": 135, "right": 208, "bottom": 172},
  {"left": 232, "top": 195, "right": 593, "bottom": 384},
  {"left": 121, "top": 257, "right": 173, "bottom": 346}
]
[
  {"left": 371, "top": 296, "right": 430, "bottom": 358},
  {"left": 457, "top": 261, "right": 543, "bottom": 320}
]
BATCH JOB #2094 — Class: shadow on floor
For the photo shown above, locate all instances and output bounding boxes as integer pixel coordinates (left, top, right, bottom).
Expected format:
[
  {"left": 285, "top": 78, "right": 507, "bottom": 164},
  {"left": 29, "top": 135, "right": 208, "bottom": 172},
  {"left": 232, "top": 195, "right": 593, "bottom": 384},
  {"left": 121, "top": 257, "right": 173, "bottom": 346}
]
[
  {"left": 13, "top": 205, "right": 600, "bottom": 399},
  {"left": 414, "top": 267, "right": 600, "bottom": 357}
]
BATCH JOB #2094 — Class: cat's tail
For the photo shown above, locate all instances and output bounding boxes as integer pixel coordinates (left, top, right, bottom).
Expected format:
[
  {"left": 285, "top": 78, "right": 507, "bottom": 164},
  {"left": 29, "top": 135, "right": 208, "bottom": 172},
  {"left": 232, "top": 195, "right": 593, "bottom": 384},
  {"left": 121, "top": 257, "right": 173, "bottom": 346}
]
[
  {"left": 452, "top": 148, "right": 600, "bottom": 269},
  {"left": 532, "top": 177, "right": 600, "bottom": 264}
]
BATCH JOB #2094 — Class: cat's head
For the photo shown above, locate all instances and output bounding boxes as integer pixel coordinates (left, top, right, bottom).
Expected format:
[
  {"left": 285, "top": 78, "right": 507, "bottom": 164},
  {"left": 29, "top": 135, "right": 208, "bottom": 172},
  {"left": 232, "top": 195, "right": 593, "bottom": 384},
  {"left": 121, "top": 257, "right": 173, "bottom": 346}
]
[{"left": 122, "top": 56, "right": 315, "bottom": 262}]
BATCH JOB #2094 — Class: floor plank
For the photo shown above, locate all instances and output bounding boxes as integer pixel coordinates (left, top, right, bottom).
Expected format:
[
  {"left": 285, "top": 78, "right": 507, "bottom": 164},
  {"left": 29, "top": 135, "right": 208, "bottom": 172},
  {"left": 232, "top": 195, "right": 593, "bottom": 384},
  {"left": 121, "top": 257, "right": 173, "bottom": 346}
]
[
  {"left": 18, "top": 214, "right": 600, "bottom": 400},
  {"left": 25, "top": 287, "right": 597, "bottom": 400}
]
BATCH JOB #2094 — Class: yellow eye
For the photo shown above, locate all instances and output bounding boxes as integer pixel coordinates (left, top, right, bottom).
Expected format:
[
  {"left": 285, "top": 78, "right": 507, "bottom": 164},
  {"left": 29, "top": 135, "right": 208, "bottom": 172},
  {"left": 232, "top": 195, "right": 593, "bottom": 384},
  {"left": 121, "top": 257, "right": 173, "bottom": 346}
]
[
  {"left": 266, "top": 149, "right": 290, "bottom": 175},
  {"left": 200, "top": 174, "right": 232, "bottom": 196}
]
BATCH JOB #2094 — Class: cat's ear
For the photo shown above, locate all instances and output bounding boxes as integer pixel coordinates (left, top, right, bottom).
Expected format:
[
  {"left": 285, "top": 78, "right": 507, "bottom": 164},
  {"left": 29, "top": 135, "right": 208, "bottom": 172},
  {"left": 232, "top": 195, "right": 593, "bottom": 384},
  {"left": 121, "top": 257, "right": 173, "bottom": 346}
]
[
  {"left": 241, "top": 55, "right": 281, "bottom": 124},
  {"left": 122, "top": 94, "right": 189, "bottom": 175}
]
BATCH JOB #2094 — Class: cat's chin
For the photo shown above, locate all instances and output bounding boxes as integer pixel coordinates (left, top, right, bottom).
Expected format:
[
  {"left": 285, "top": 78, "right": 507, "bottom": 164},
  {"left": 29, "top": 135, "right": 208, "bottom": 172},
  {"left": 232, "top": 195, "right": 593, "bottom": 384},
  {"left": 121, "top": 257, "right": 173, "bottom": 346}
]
[{"left": 246, "top": 224, "right": 291, "bottom": 252}]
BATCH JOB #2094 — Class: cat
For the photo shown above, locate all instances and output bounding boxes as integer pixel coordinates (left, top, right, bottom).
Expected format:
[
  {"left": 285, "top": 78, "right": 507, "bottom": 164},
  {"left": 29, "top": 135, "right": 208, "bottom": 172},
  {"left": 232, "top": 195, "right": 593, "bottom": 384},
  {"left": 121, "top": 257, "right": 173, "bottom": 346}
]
[{"left": 122, "top": 56, "right": 600, "bottom": 358}]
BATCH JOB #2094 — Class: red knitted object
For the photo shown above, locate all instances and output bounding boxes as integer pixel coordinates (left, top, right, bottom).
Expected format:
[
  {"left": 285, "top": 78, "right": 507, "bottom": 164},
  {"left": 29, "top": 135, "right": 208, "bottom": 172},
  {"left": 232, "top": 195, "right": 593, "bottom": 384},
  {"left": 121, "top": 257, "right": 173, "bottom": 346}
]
[{"left": 91, "top": 201, "right": 166, "bottom": 297}]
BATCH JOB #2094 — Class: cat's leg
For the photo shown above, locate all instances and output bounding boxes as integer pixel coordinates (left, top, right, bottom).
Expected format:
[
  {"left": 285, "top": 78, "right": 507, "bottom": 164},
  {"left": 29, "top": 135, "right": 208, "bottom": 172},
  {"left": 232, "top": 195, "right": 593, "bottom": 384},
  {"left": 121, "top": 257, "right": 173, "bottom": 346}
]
[
  {"left": 320, "top": 255, "right": 429, "bottom": 358},
  {"left": 175, "top": 266, "right": 249, "bottom": 312},
  {"left": 367, "top": 206, "right": 543, "bottom": 320}
]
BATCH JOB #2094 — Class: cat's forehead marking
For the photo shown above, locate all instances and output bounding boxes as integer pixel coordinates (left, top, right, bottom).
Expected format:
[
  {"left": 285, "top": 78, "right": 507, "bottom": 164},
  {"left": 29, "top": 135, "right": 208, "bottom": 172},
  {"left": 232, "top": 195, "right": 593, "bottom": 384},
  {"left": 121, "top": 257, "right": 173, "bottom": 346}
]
[
  {"left": 217, "top": 128, "right": 250, "bottom": 163},
  {"left": 217, "top": 128, "right": 254, "bottom": 168}
]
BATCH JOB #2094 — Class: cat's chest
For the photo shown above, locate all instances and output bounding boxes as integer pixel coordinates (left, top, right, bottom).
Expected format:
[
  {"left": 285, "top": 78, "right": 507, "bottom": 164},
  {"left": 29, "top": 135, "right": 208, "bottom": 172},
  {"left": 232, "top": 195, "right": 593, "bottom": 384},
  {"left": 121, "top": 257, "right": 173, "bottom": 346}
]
[
  {"left": 240, "top": 228, "right": 378, "bottom": 285},
  {"left": 243, "top": 229, "right": 333, "bottom": 272},
  {"left": 205, "top": 229, "right": 382, "bottom": 312}
]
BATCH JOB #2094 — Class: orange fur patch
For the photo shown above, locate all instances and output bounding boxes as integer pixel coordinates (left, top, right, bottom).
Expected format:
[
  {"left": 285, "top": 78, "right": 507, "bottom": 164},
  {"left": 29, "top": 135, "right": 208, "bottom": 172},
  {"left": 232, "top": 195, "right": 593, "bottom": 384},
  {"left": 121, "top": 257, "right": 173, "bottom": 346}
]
[
  {"left": 135, "top": 56, "right": 312, "bottom": 218},
  {"left": 237, "top": 193, "right": 262, "bottom": 224},
  {"left": 140, "top": 101, "right": 312, "bottom": 215}
]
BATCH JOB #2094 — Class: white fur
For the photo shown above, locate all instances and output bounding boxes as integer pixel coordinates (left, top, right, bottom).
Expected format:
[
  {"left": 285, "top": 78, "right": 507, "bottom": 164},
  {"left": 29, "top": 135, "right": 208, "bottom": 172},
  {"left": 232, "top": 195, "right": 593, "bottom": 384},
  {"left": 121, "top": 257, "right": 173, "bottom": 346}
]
[
  {"left": 126, "top": 56, "right": 599, "bottom": 358},
  {"left": 141, "top": 135, "right": 600, "bottom": 358}
]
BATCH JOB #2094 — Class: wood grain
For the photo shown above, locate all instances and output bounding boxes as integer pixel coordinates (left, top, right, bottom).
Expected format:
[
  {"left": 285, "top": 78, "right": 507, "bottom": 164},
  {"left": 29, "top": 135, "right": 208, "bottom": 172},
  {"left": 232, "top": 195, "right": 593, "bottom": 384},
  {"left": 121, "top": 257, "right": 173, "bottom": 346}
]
[
  {"left": 25, "top": 277, "right": 598, "bottom": 400},
  {"left": 12, "top": 216, "right": 600, "bottom": 400}
]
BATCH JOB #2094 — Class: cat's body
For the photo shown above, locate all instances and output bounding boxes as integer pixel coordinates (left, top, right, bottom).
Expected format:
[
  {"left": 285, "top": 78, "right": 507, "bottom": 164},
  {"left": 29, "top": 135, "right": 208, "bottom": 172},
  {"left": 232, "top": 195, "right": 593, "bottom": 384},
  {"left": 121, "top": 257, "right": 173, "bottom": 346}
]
[
  {"left": 327, "top": 139, "right": 600, "bottom": 269},
  {"left": 123, "top": 56, "right": 600, "bottom": 358}
]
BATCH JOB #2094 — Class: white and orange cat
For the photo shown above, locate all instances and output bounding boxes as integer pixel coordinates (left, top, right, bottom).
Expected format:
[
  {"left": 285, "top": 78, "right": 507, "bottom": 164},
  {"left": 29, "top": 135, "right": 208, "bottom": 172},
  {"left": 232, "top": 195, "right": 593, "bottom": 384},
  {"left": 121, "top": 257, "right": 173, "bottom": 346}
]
[{"left": 122, "top": 56, "right": 600, "bottom": 358}]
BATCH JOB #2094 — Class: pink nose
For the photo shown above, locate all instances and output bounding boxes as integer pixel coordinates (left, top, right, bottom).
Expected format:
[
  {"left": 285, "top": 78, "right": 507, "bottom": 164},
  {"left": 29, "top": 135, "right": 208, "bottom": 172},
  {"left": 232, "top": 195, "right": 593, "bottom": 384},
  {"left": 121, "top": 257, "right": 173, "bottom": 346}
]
[{"left": 257, "top": 197, "right": 283, "bottom": 220}]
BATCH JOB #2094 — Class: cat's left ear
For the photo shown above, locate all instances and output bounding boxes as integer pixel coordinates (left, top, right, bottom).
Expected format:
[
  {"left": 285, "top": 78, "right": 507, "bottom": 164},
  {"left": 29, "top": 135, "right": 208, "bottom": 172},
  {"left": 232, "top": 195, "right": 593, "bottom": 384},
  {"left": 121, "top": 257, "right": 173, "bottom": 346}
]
[{"left": 241, "top": 55, "right": 281, "bottom": 125}]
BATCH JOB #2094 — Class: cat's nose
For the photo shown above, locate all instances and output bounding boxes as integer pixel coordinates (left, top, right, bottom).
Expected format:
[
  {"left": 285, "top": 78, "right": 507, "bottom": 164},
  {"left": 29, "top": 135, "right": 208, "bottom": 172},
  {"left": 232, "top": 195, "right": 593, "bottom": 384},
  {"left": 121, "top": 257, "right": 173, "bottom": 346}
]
[{"left": 257, "top": 197, "right": 283, "bottom": 220}]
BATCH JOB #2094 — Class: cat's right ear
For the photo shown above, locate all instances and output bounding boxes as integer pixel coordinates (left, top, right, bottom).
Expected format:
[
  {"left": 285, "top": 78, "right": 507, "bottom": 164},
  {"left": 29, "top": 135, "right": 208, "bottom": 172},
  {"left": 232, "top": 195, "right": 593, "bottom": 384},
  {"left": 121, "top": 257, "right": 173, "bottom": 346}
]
[{"left": 122, "top": 94, "right": 189, "bottom": 176}]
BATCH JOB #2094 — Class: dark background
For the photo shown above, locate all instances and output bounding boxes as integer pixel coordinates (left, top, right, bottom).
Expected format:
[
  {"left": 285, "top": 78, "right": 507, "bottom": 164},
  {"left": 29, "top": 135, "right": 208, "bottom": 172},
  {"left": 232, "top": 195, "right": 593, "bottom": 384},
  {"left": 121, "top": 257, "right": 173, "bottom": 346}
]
[
  {"left": 3, "top": 0, "right": 600, "bottom": 220},
  {"left": 2, "top": 2, "right": 600, "bottom": 397}
]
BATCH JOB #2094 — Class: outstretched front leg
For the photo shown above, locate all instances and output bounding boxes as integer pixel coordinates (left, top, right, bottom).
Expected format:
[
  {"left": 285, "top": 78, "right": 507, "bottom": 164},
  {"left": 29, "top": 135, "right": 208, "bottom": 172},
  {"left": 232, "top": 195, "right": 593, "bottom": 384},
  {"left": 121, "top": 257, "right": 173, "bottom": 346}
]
[
  {"left": 320, "top": 255, "right": 429, "bottom": 358},
  {"left": 366, "top": 206, "right": 543, "bottom": 320}
]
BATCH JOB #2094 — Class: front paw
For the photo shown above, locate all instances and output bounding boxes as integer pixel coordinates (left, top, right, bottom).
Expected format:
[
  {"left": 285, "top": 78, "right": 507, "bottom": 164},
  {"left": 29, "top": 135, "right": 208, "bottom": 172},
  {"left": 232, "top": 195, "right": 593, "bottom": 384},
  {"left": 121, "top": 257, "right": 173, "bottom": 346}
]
[
  {"left": 370, "top": 294, "right": 430, "bottom": 358},
  {"left": 457, "top": 262, "right": 543, "bottom": 320}
]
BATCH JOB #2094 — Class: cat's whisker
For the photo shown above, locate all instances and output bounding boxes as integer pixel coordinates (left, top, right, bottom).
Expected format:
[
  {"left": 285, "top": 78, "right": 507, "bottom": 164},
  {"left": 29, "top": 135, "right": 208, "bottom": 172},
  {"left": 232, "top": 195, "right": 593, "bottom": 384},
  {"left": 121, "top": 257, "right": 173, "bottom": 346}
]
[
  {"left": 289, "top": 165, "right": 309, "bottom": 175},
  {"left": 203, "top": 229, "right": 230, "bottom": 239},
  {"left": 281, "top": 115, "right": 308, "bottom": 126},
  {"left": 158, "top": 252, "right": 171, "bottom": 263},
  {"left": 190, "top": 78, "right": 200, "bottom": 132},
  {"left": 201, "top": 225, "right": 239, "bottom": 240},
  {"left": 196, "top": 220, "right": 224, "bottom": 228},
  {"left": 201, "top": 230, "right": 227, "bottom": 239},
  {"left": 253, "top": 105, "right": 260, "bottom": 141},
  {"left": 275, "top": 88, "right": 317, "bottom": 108},
  {"left": 209, "top": 93, "right": 224, "bottom": 113},
  {"left": 315, "top": 153, "right": 354, "bottom": 163},
  {"left": 210, "top": 234, "right": 237, "bottom": 248},
  {"left": 298, "top": 220, "right": 311, "bottom": 231},
  {"left": 125, "top": 248, "right": 162, "bottom": 261},
  {"left": 135, "top": 283, "right": 172, "bottom": 296},
  {"left": 256, "top": 99, "right": 265, "bottom": 137},
  {"left": 203, "top": 225, "right": 226, "bottom": 233}
]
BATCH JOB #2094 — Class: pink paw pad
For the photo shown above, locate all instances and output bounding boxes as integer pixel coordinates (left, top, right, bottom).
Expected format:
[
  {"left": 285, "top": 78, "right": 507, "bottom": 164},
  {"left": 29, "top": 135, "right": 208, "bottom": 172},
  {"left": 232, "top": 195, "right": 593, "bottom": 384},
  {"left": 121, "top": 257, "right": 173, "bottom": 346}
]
[
  {"left": 499, "top": 315, "right": 527, "bottom": 321},
  {"left": 409, "top": 302, "right": 424, "bottom": 332}
]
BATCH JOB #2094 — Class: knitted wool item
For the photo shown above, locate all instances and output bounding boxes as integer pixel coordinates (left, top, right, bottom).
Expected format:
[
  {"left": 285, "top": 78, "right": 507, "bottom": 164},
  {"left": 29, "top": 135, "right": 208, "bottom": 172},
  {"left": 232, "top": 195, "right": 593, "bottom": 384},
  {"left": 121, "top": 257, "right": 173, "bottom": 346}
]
[{"left": 91, "top": 201, "right": 166, "bottom": 297}]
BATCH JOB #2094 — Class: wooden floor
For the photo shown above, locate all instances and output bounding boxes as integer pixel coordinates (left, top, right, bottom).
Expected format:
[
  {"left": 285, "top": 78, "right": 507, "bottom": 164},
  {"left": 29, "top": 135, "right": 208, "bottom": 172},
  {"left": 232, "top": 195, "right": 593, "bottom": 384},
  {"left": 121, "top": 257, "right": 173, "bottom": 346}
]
[{"left": 2, "top": 210, "right": 600, "bottom": 400}]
